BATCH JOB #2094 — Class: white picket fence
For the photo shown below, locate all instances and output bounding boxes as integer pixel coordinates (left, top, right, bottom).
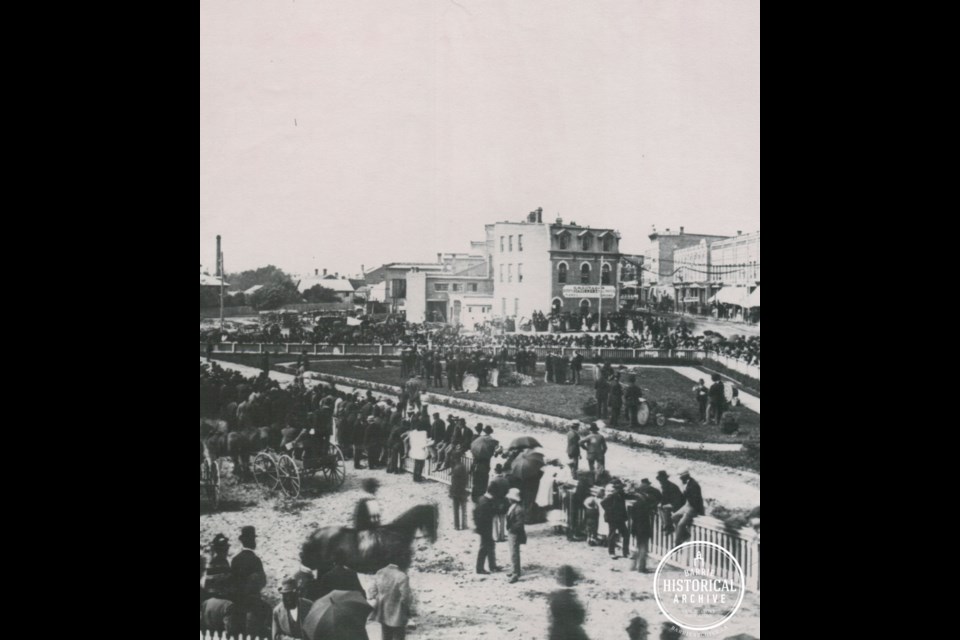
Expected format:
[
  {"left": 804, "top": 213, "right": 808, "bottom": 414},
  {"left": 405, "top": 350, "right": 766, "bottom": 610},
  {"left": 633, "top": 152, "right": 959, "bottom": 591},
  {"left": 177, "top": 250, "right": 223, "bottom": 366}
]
[{"left": 199, "top": 633, "right": 266, "bottom": 640}]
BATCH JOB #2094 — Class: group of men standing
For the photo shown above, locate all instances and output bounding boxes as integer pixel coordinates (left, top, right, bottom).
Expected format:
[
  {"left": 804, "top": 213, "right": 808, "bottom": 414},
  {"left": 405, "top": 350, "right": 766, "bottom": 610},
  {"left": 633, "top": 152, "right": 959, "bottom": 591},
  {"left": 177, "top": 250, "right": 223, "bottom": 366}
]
[
  {"left": 544, "top": 352, "right": 584, "bottom": 384},
  {"left": 594, "top": 369, "right": 646, "bottom": 428}
]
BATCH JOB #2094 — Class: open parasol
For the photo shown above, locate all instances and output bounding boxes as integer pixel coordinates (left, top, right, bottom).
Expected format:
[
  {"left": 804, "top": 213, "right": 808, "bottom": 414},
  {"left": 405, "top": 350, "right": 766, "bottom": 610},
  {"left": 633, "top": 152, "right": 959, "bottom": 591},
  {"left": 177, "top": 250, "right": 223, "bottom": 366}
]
[
  {"left": 303, "top": 590, "right": 373, "bottom": 640},
  {"left": 507, "top": 436, "right": 542, "bottom": 451},
  {"left": 510, "top": 449, "right": 546, "bottom": 482},
  {"left": 471, "top": 436, "right": 499, "bottom": 461}
]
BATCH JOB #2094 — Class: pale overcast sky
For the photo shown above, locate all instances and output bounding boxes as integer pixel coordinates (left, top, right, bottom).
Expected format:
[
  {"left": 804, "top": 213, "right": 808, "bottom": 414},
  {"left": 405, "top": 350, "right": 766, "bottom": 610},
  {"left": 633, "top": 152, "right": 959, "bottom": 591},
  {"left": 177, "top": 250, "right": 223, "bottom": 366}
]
[{"left": 200, "top": 0, "right": 759, "bottom": 277}]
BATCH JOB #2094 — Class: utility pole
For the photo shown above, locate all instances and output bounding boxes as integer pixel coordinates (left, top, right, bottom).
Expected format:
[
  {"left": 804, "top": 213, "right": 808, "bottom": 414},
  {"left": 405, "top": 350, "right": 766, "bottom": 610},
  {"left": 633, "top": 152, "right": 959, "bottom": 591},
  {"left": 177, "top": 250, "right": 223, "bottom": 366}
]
[
  {"left": 598, "top": 254, "right": 604, "bottom": 332},
  {"left": 217, "top": 235, "right": 224, "bottom": 331}
]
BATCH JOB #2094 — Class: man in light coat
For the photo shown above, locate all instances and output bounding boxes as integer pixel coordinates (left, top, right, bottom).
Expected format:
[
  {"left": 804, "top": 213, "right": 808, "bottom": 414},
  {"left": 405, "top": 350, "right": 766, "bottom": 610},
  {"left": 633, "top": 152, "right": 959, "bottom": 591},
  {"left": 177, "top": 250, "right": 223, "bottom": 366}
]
[
  {"left": 271, "top": 577, "right": 313, "bottom": 640},
  {"left": 368, "top": 563, "right": 412, "bottom": 640}
]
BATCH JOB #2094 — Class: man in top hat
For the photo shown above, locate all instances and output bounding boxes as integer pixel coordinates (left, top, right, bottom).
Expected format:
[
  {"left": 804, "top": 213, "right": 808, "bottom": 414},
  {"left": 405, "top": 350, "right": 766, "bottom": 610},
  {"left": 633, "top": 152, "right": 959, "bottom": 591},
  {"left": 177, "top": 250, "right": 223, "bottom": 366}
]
[
  {"left": 608, "top": 373, "right": 623, "bottom": 427},
  {"left": 272, "top": 577, "right": 313, "bottom": 640},
  {"left": 231, "top": 526, "right": 269, "bottom": 638},
  {"left": 355, "top": 478, "right": 382, "bottom": 532},
  {"left": 579, "top": 423, "right": 608, "bottom": 481},
  {"left": 601, "top": 479, "right": 630, "bottom": 560},
  {"left": 489, "top": 464, "right": 510, "bottom": 542},
  {"left": 673, "top": 470, "right": 705, "bottom": 545},
  {"left": 505, "top": 488, "right": 527, "bottom": 583},
  {"left": 364, "top": 415, "right": 384, "bottom": 470},
  {"left": 566, "top": 423, "right": 582, "bottom": 478},
  {"left": 707, "top": 374, "right": 726, "bottom": 426},
  {"left": 473, "top": 487, "right": 501, "bottom": 575},
  {"left": 631, "top": 479, "right": 662, "bottom": 573}
]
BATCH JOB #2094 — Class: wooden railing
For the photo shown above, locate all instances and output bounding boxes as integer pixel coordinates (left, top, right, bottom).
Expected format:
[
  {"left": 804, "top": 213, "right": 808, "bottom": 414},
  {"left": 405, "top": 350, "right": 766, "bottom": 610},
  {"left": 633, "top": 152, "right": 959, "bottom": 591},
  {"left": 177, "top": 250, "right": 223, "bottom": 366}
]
[{"left": 199, "top": 632, "right": 266, "bottom": 640}]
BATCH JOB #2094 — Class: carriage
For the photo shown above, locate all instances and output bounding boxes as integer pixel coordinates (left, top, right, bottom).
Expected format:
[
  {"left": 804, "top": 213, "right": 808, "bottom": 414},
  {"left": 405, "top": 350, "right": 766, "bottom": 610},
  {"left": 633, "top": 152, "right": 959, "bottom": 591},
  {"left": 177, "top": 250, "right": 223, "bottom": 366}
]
[
  {"left": 252, "top": 441, "right": 346, "bottom": 498},
  {"left": 199, "top": 457, "right": 221, "bottom": 510}
]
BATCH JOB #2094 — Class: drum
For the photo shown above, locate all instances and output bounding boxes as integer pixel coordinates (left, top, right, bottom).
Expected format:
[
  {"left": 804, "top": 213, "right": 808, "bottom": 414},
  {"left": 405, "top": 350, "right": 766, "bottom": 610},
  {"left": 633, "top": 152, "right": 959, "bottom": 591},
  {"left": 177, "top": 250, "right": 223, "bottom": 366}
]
[
  {"left": 462, "top": 374, "right": 480, "bottom": 393},
  {"left": 636, "top": 401, "right": 651, "bottom": 426}
]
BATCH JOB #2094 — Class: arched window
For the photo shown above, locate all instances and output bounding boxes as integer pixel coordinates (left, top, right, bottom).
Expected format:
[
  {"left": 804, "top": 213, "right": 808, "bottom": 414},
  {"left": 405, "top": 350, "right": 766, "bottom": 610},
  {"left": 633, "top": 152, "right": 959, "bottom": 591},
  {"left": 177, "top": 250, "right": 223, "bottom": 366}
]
[
  {"left": 557, "top": 262, "right": 569, "bottom": 284},
  {"left": 551, "top": 298, "right": 563, "bottom": 314},
  {"left": 602, "top": 263, "right": 611, "bottom": 285},
  {"left": 580, "top": 263, "right": 591, "bottom": 284},
  {"left": 579, "top": 299, "right": 591, "bottom": 315}
]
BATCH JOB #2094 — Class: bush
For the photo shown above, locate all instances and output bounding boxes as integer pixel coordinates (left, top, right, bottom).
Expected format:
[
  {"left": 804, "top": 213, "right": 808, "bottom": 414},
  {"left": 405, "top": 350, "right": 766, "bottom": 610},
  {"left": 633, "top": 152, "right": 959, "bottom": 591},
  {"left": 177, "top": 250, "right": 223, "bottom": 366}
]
[{"left": 720, "top": 412, "right": 740, "bottom": 435}]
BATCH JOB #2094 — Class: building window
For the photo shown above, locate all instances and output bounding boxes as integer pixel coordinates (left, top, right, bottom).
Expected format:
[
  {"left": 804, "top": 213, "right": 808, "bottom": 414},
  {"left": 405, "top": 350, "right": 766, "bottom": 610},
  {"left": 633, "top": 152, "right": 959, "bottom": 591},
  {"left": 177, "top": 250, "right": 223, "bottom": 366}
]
[
  {"left": 514, "top": 298, "right": 519, "bottom": 316},
  {"left": 434, "top": 283, "right": 449, "bottom": 292},
  {"left": 558, "top": 262, "right": 568, "bottom": 284},
  {"left": 500, "top": 265, "right": 504, "bottom": 283},
  {"left": 502, "top": 298, "right": 507, "bottom": 317},
  {"left": 602, "top": 235, "right": 613, "bottom": 252},
  {"left": 518, "top": 263, "right": 523, "bottom": 283},
  {"left": 581, "top": 263, "right": 591, "bottom": 284},
  {"left": 452, "top": 284, "right": 462, "bottom": 292},
  {"left": 559, "top": 233, "right": 570, "bottom": 250},
  {"left": 602, "top": 263, "right": 611, "bottom": 285},
  {"left": 518, "top": 234, "right": 523, "bottom": 251},
  {"left": 469, "top": 282, "right": 478, "bottom": 292},
  {"left": 391, "top": 279, "right": 407, "bottom": 299},
  {"left": 508, "top": 264, "right": 513, "bottom": 283},
  {"left": 509, "top": 236, "right": 513, "bottom": 252},
  {"left": 581, "top": 235, "right": 592, "bottom": 251},
  {"left": 500, "top": 236, "right": 505, "bottom": 252}
]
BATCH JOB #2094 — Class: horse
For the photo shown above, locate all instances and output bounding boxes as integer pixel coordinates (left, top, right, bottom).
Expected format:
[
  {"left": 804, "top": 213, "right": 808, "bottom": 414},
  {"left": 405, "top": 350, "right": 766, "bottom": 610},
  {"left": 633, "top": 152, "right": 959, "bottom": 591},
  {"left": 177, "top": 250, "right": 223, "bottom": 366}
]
[
  {"left": 200, "top": 419, "right": 280, "bottom": 479},
  {"left": 300, "top": 503, "right": 439, "bottom": 575}
]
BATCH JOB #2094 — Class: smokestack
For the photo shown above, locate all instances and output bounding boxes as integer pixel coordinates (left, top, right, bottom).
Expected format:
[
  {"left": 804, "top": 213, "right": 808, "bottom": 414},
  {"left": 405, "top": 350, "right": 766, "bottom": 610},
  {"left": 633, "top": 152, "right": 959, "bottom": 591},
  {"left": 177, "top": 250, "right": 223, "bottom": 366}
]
[
  {"left": 438, "top": 253, "right": 442, "bottom": 264},
  {"left": 737, "top": 230, "right": 742, "bottom": 236},
  {"left": 215, "top": 235, "right": 222, "bottom": 277},
  {"left": 680, "top": 226, "right": 685, "bottom": 235},
  {"left": 323, "top": 268, "right": 328, "bottom": 277},
  {"left": 361, "top": 264, "right": 365, "bottom": 275},
  {"left": 537, "top": 209, "right": 543, "bottom": 223}
]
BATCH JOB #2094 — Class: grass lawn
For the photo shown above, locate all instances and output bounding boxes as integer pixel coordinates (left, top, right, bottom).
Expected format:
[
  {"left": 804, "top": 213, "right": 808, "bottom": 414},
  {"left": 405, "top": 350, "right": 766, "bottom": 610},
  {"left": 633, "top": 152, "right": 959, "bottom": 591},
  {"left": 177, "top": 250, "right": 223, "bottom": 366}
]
[{"left": 304, "top": 361, "right": 760, "bottom": 445}]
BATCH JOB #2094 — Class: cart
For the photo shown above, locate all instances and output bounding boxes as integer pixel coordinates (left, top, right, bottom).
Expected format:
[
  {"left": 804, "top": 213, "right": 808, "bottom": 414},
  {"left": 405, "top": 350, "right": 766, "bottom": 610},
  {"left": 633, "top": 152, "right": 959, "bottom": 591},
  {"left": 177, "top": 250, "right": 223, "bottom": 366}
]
[{"left": 252, "top": 442, "right": 346, "bottom": 498}]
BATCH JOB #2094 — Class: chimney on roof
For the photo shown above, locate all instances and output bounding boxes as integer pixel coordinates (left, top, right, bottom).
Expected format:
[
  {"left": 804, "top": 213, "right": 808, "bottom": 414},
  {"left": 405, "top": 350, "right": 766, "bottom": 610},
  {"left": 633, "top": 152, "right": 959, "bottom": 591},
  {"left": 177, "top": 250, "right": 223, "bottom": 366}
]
[
  {"left": 556, "top": 217, "right": 563, "bottom": 225},
  {"left": 335, "top": 272, "right": 339, "bottom": 279},
  {"left": 361, "top": 264, "right": 365, "bottom": 275},
  {"left": 737, "top": 230, "right": 742, "bottom": 236},
  {"left": 665, "top": 228, "right": 671, "bottom": 235},
  {"left": 323, "top": 268, "right": 328, "bottom": 277},
  {"left": 315, "top": 269, "right": 319, "bottom": 276},
  {"left": 537, "top": 208, "right": 543, "bottom": 223},
  {"left": 680, "top": 226, "right": 685, "bottom": 235},
  {"left": 438, "top": 253, "right": 442, "bottom": 264}
]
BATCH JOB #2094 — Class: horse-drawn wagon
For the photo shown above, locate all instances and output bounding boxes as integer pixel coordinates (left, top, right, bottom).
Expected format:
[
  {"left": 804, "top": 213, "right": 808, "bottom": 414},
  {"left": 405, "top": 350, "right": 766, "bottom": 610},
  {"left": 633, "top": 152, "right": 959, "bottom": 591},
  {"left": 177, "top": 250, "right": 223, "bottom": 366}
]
[{"left": 252, "top": 441, "right": 346, "bottom": 498}]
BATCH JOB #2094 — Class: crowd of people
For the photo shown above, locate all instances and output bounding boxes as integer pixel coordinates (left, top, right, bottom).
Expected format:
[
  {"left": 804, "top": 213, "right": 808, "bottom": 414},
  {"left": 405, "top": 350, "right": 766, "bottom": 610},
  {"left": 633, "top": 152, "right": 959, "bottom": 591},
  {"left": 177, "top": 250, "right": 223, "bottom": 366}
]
[
  {"left": 202, "top": 313, "right": 760, "bottom": 368},
  {"left": 201, "top": 363, "right": 757, "bottom": 639}
]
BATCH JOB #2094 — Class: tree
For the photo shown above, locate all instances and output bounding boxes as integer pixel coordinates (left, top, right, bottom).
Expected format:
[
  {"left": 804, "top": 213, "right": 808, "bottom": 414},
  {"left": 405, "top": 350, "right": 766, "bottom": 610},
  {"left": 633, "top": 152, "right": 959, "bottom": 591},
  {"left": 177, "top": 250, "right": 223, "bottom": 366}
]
[
  {"left": 303, "top": 285, "right": 341, "bottom": 303},
  {"left": 200, "top": 286, "right": 220, "bottom": 310},
  {"left": 250, "top": 282, "right": 301, "bottom": 310},
  {"left": 226, "top": 265, "right": 295, "bottom": 293}
]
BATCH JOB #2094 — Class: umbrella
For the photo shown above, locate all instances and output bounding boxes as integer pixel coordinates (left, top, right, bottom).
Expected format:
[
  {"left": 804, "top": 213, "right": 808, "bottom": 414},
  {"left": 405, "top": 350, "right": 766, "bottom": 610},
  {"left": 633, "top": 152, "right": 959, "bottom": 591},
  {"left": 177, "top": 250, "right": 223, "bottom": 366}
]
[
  {"left": 507, "top": 436, "right": 542, "bottom": 451},
  {"left": 471, "top": 436, "right": 499, "bottom": 461},
  {"left": 511, "top": 449, "right": 546, "bottom": 481},
  {"left": 303, "top": 590, "right": 373, "bottom": 640}
]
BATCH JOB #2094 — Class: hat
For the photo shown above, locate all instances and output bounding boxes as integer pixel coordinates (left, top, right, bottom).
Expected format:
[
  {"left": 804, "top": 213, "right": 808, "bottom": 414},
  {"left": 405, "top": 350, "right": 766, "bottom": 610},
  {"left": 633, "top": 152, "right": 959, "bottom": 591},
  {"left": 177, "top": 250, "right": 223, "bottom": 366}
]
[
  {"left": 640, "top": 479, "right": 652, "bottom": 486},
  {"left": 483, "top": 425, "right": 494, "bottom": 435},
  {"left": 279, "top": 577, "right": 299, "bottom": 593},
  {"left": 656, "top": 470, "right": 669, "bottom": 480},
  {"left": 612, "top": 478, "right": 624, "bottom": 487},
  {"left": 589, "top": 424, "right": 599, "bottom": 433},
  {"left": 569, "top": 423, "right": 580, "bottom": 429},
  {"left": 679, "top": 470, "right": 691, "bottom": 478},
  {"left": 506, "top": 488, "right": 522, "bottom": 502},
  {"left": 211, "top": 533, "right": 230, "bottom": 549},
  {"left": 362, "top": 478, "right": 380, "bottom": 493}
]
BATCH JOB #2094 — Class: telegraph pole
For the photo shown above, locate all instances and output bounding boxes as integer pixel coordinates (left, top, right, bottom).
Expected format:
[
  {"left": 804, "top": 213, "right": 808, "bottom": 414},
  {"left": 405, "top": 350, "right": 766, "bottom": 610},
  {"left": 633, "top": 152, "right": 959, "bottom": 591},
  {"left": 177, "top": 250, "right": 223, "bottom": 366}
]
[{"left": 217, "top": 235, "right": 225, "bottom": 331}]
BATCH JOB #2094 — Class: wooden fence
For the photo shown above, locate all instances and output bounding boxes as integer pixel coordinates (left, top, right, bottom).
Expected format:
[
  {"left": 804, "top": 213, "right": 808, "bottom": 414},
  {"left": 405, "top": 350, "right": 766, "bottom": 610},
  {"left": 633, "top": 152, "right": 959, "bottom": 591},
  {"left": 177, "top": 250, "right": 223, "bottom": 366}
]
[{"left": 201, "top": 341, "right": 759, "bottom": 380}]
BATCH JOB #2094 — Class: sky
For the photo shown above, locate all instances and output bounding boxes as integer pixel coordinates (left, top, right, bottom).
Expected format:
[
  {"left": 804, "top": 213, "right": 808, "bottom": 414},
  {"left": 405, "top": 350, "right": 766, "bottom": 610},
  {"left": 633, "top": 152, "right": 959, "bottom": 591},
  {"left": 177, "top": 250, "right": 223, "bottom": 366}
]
[{"left": 200, "top": 0, "right": 760, "bottom": 277}]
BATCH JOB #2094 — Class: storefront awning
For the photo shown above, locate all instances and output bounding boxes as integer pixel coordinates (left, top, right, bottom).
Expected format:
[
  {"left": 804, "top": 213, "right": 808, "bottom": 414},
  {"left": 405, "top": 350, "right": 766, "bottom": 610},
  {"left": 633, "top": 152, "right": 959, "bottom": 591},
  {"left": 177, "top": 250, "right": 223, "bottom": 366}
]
[{"left": 708, "top": 287, "right": 750, "bottom": 306}]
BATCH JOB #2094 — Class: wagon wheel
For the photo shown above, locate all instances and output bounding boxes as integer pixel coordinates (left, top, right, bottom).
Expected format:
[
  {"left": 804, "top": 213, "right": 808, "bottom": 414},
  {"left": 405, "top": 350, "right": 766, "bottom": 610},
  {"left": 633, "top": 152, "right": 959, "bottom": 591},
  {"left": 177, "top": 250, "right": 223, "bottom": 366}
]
[
  {"left": 656, "top": 414, "right": 667, "bottom": 428},
  {"left": 277, "top": 454, "right": 302, "bottom": 498},
  {"left": 207, "top": 460, "right": 221, "bottom": 510},
  {"left": 253, "top": 451, "right": 280, "bottom": 492},
  {"left": 321, "top": 444, "right": 347, "bottom": 488}
]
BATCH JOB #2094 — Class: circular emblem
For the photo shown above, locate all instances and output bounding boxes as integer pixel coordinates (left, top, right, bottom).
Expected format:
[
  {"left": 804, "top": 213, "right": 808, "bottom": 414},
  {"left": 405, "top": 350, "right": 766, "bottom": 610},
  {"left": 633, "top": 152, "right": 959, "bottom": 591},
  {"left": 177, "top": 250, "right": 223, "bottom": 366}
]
[{"left": 653, "top": 541, "right": 745, "bottom": 631}]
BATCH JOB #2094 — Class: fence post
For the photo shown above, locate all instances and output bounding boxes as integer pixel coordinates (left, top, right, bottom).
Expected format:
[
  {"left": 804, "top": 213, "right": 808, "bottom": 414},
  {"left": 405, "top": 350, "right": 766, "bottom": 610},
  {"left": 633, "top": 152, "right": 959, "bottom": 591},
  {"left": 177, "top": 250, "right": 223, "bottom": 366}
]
[
  {"left": 379, "top": 344, "right": 384, "bottom": 356},
  {"left": 258, "top": 344, "right": 264, "bottom": 354},
  {"left": 231, "top": 343, "right": 237, "bottom": 354}
]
